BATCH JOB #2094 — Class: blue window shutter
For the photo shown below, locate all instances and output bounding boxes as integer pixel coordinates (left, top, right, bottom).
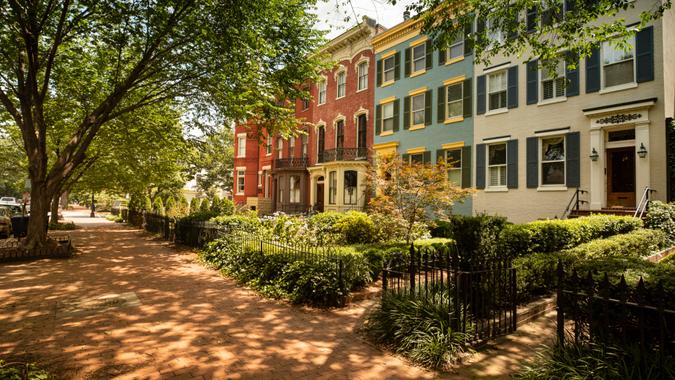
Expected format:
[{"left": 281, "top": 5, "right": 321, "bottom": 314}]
[
  {"left": 476, "top": 75, "right": 486, "bottom": 115},
  {"left": 526, "top": 137, "right": 538, "bottom": 188},
  {"left": 423, "top": 151, "right": 431, "bottom": 164},
  {"left": 463, "top": 78, "right": 472, "bottom": 118},
  {"left": 464, "top": 22, "right": 473, "bottom": 56},
  {"left": 437, "top": 86, "right": 446, "bottom": 122},
  {"left": 507, "top": 66, "right": 519, "bottom": 109},
  {"left": 526, "top": 7, "right": 537, "bottom": 33},
  {"left": 586, "top": 47, "right": 600, "bottom": 93},
  {"left": 507, "top": 139, "right": 518, "bottom": 189},
  {"left": 438, "top": 47, "right": 447, "bottom": 65},
  {"left": 425, "top": 41, "right": 433, "bottom": 70},
  {"left": 403, "top": 96, "right": 411, "bottom": 130},
  {"left": 393, "top": 99, "right": 400, "bottom": 132},
  {"left": 566, "top": 132, "right": 580, "bottom": 187},
  {"left": 636, "top": 26, "right": 654, "bottom": 83},
  {"left": 436, "top": 149, "right": 445, "bottom": 164},
  {"left": 526, "top": 60, "right": 538, "bottom": 105},
  {"left": 404, "top": 48, "right": 411, "bottom": 77},
  {"left": 376, "top": 59, "right": 382, "bottom": 87},
  {"left": 476, "top": 144, "right": 486, "bottom": 189},
  {"left": 375, "top": 105, "right": 382, "bottom": 135},
  {"left": 424, "top": 90, "right": 433, "bottom": 126},
  {"left": 565, "top": 54, "right": 580, "bottom": 97},
  {"left": 461, "top": 146, "right": 472, "bottom": 189},
  {"left": 395, "top": 52, "right": 401, "bottom": 80}
]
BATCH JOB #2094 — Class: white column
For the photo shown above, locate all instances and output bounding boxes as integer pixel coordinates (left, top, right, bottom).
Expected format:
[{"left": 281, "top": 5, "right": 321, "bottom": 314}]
[
  {"left": 635, "top": 121, "right": 651, "bottom": 196},
  {"left": 309, "top": 175, "right": 316, "bottom": 206},
  {"left": 336, "top": 168, "right": 344, "bottom": 211},
  {"left": 589, "top": 128, "right": 605, "bottom": 210}
]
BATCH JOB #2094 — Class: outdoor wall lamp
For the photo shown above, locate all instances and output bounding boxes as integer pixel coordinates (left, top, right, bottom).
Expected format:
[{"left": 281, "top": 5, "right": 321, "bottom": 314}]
[
  {"left": 589, "top": 148, "right": 599, "bottom": 161},
  {"left": 637, "top": 143, "right": 648, "bottom": 158}
]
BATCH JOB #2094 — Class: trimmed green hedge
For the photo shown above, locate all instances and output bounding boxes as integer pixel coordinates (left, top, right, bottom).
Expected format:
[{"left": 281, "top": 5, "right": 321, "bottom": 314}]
[{"left": 353, "top": 238, "right": 455, "bottom": 279}]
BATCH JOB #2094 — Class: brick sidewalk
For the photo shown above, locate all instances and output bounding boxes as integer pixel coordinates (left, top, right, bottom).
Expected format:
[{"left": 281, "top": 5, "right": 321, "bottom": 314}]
[{"left": 0, "top": 211, "right": 437, "bottom": 379}]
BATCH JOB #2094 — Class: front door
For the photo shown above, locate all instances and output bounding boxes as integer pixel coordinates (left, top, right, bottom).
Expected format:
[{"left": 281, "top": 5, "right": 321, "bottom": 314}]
[
  {"left": 606, "top": 147, "right": 636, "bottom": 208},
  {"left": 315, "top": 182, "right": 324, "bottom": 212}
]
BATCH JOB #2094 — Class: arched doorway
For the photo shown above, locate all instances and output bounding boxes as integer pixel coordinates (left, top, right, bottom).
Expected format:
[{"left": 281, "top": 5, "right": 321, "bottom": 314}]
[{"left": 315, "top": 176, "right": 325, "bottom": 212}]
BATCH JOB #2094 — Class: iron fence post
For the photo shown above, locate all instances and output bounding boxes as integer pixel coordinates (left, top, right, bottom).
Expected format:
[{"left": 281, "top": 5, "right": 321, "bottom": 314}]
[
  {"left": 556, "top": 259, "right": 565, "bottom": 345},
  {"left": 409, "top": 243, "right": 415, "bottom": 295}
]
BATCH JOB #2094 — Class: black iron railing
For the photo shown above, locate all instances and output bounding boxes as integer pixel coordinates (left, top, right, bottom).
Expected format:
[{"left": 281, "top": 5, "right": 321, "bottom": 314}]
[
  {"left": 274, "top": 157, "right": 308, "bottom": 169},
  {"left": 277, "top": 203, "right": 311, "bottom": 214},
  {"left": 318, "top": 148, "right": 368, "bottom": 163},
  {"left": 562, "top": 188, "right": 588, "bottom": 219}
]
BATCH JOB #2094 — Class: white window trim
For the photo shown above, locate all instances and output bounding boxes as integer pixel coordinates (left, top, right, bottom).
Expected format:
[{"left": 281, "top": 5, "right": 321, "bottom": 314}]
[
  {"left": 446, "top": 82, "right": 464, "bottom": 120},
  {"left": 236, "top": 133, "right": 247, "bottom": 158},
  {"left": 382, "top": 55, "right": 396, "bottom": 85},
  {"left": 487, "top": 70, "right": 508, "bottom": 113},
  {"left": 289, "top": 175, "right": 301, "bottom": 204},
  {"left": 334, "top": 117, "right": 346, "bottom": 149},
  {"left": 258, "top": 171, "right": 263, "bottom": 187},
  {"left": 411, "top": 43, "right": 426, "bottom": 75},
  {"left": 276, "top": 138, "right": 283, "bottom": 159},
  {"left": 487, "top": 142, "right": 507, "bottom": 189},
  {"left": 236, "top": 168, "right": 246, "bottom": 195},
  {"left": 381, "top": 101, "right": 395, "bottom": 134},
  {"left": 336, "top": 70, "right": 347, "bottom": 99},
  {"left": 539, "top": 60, "right": 567, "bottom": 103},
  {"left": 486, "top": 18, "right": 505, "bottom": 48},
  {"left": 445, "top": 149, "right": 463, "bottom": 187},
  {"left": 357, "top": 60, "right": 369, "bottom": 92},
  {"left": 410, "top": 93, "right": 426, "bottom": 127},
  {"left": 600, "top": 35, "right": 637, "bottom": 91},
  {"left": 318, "top": 78, "right": 327, "bottom": 105},
  {"left": 265, "top": 136, "right": 272, "bottom": 156},
  {"left": 539, "top": 135, "right": 567, "bottom": 188},
  {"left": 446, "top": 35, "right": 465, "bottom": 62}
]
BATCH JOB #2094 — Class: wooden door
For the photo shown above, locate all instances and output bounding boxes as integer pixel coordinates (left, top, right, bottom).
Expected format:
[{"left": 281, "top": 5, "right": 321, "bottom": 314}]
[
  {"left": 315, "top": 183, "right": 324, "bottom": 212},
  {"left": 606, "top": 147, "right": 636, "bottom": 208}
]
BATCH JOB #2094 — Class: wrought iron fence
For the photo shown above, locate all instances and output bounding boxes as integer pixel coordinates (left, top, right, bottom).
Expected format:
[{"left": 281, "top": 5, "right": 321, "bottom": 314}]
[
  {"left": 318, "top": 148, "right": 368, "bottom": 163},
  {"left": 382, "top": 243, "right": 517, "bottom": 345},
  {"left": 556, "top": 261, "right": 675, "bottom": 367},
  {"left": 274, "top": 157, "right": 308, "bottom": 169},
  {"left": 174, "top": 220, "right": 230, "bottom": 248}
]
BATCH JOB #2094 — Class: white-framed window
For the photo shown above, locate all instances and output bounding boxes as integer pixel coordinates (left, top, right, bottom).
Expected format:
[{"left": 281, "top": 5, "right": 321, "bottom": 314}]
[
  {"left": 336, "top": 120, "right": 344, "bottom": 149},
  {"left": 487, "top": 70, "right": 507, "bottom": 111},
  {"left": 258, "top": 171, "right": 263, "bottom": 187},
  {"left": 337, "top": 71, "right": 346, "bottom": 98},
  {"left": 541, "top": 60, "right": 566, "bottom": 101},
  {"left": 412, "top": 43, "right": 426, "bottom": 73},
  {"left": 486, "top": 18, "right": 504, "bottom": 46},
  {"left": 445, "top": 149, "right": 462, "bottom": 186},
  {"left": 266, "top": 136, "right": 272, "bottom": 155},
  {"left": 540, "top": 136, "right": 566, "bottom": 186},
  {"left": 382, "top": 102, "right": 394, "bottom": 132},
  {"left": 447, "top": 34, "right": 464, "bottom": 61},
  {"left": 602, "top": 36, "right": 636, "bottom": 88},
  {"left": 289, "top": 175, "right": 301, "bottom": 203},
  {"left": 357, "top": 62, "right": 368, "bottom": 91},
  {"left": 488, "top": 143, "right": 507, "bottom": 187},
  {"left": 318, "top": 79, "right": 327, "bottom": 104},
  {"left": 408, "top": 153, "right": 425, "bottom": 164},
  {"left": 329, "top": 171, "right": 337, "bottom": 204},
  {"left": 237, "top": 134, "right": 246, "bottom": 157},
  {"left": 301, "top": 134, "right": 308, "bottom": 157},
  {"left": 411, "top": 93, "right": 425, "bottom": 126},
  {"left": 446, "top": 83, "right": 463, "bottom": 118},
  {"left": 276, "top": 138, "right": 283, "bottom": 159},
  {"left": 302, "top": 97, "right": 310, "bottom": 110},
  {"left": 263, "top": 171, "right": 270, "bottom": 198},
  {"left": 236, "top": 170, "right": 245, "bottom": 194},
  {"left": 344, "top": 170, "right": 358, "bottom": 205},
  {"left": 289, "top": 137, "right": 296, "bottom": 157},
  {"left": 383, "top": 55, "right": 395, "bottom": 83}
]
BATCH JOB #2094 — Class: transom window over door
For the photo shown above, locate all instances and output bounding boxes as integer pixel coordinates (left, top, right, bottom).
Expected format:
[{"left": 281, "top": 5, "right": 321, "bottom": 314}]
[
  {"left": 412, "top": 43, "right": 426, "bottom": 73},
  {"left": 445, "top": 149, "right": 462, "bottom": 186},
  {"left": 411, "top": 93, "right": 425, "bottom": 126},
  {"left": 446, "top": 83, "right": 463, "bottom": 118},
  {"left": 542, "top": 60, "right": 565, "bottom": 100},
  {"left": 602, "top": 37, "right": 635, "bottom": 88},
  {"left": 541, "top": 136, "right": 565, "bottom": 185},
  {"left": 337, "top": 71, "right": 346, "bottom": 98},
  {"left": 488, "top": 71, "right": 507, "bottom": 111},
  {"left": 382, "top": 102, "right": 394, "bottom": 132},
  {"left": 488, "top": 143, "right": 507, "bottom": 187},
  {"left": 447, "top": 34, "right": 464, "bottom": 61},
  {"left": 357, "top": 62, "right": 368, "bottom": 91},
  {"left": 383, "top": 56, "right": 395, "bottom": 83}
]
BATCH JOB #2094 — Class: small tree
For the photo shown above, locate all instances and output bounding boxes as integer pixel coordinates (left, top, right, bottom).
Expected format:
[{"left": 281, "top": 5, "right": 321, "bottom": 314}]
[
  {"left": 199, "top": 199, "right": 211, "bottom": 213},
  {"left": 367, "top": 155, "right": 472, "bottom": 244},
  {"left": 190, "top": 198, "right": 201, "bottom": 214},
  {"left": 211, "top": 195, "right": 222, "bottom": 214},
  {"left": 152, "top": 197, "right": 165, "bottom": 216},
  {"left": 143, "top": 196, "right": 153, "bottom": 212},
  {"left": 165, "top": 196, "right": 177, "bottom": 217},
  {"left": 177, "top": 195, "right": 189, "bottom": 216}
]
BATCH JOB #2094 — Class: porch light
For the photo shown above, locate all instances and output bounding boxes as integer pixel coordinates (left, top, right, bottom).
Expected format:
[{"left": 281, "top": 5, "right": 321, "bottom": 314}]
[
  {"left": 637, "top": 143, "right": 648, "bottom": 158},
  {"left": 589, "top": 148, "right": 599, "bottom": 161}
]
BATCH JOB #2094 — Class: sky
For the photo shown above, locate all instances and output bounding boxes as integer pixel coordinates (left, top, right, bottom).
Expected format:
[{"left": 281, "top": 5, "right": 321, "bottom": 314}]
[{"left": 313, "top": 0, "right": 416, "bottom": 39}]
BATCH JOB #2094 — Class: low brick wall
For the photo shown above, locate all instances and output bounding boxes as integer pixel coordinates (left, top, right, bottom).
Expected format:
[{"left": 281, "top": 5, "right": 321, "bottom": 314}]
[{"left": 0, "top": 236, "right": 73, "bottom": 263}]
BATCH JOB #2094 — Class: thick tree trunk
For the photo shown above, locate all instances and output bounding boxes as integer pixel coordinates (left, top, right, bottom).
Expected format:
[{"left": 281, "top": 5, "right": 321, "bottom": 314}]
[
  {"left": 24, "top": 182, "right": 50, "bottom": 249},
  {"left": 50, "top": 192, "right": 60, "bottom": 225}
]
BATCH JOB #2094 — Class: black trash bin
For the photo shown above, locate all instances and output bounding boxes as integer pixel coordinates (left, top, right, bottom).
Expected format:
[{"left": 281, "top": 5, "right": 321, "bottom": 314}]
[{"left": 11, "top": 215, "right": 30, "bottom": 238}]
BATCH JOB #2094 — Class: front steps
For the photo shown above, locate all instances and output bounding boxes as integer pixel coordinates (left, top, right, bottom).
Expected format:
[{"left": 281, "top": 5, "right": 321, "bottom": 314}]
[{"left": 569, "top": 208, "right": 637, "bottom": 218}]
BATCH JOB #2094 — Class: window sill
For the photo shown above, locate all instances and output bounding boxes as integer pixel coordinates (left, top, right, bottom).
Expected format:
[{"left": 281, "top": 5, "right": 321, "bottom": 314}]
[
  {"left": 485, "top": 108, "right": 508, "bottom": 117},
  {"left": 446, "top": 56, "right": 464, "bottom": 65},
  {"left": 409, "top": 124, "right": 426, "bottom": 131},
  {"left": 379, "top": 130, "right": 394, "bottom": 137},
  {"left": 537, "top": 97, "right": 567, "bottom": 106},
  {"left": 410, "top": 70, "right": 426, "bottom": 78},
  {"left": 356, "top": 87, "right": 368, "bottom": 93},
  {"left": 336, "top": 95, "right": 345, "bottom": 100},
  {"left": 537, "top": 186, "right": 568, "bottom": 192},
  {"left": 484, "top": 186, "right": 508, "bottom": 193},
  {"left": 444, "top": 116, "right": 464, "bottom": 124},
  {"left": 599, "top": 82, "right": 638, "bottom": 95},
  {"left": 236, "top": 192, "right": 245, "bottom": 196},
  {"left": 317, "top": 102, "right": 326, "bottom": 107},
  {"left": 381, "top": 80, "right": 395, "bottom": 88}
]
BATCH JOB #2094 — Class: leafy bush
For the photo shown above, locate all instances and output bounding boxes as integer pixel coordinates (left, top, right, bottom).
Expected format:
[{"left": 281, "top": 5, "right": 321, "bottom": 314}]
[
  {"left": 189, "top": 198, "right": 201, "bottom": 214},
  {"left": 105, "top": 215, "right": 124, "bottom": 223},
  {"left": 431, "top": 214, "right": 508, "bottom": 266},
  {"left": 261, "top": 213, "right": 308, "bottom": 244},
  {"left": 0, "top": 360, "right": 51, "bottom": 380},
  {"left": 143, "top": 195, "right": 152, "bottom": 211},
  {"left": 210, "top": 214, "right": 263, "bottom": 234},
  {"left": 177, "top": 195, "right": 189, "bottom": 215},
  {"left": 645, "top": 201, "right": 675, "bottom": 241},
  {"left": 165, "top": 196, "right": 177, "bottom": 217},
  {"left": 307, "top": 211, "right": 345, "bottom": 244},
  {"left": 220, "top": 198, "right": 235, "bottom": 215},
  {"left": 365, "top": 290, "right": 471, "bottom": 370},
  {"left": 152, "top": 196, "right": 165, "bottom": 215},
  {"left": 199, "top": 199, "right": 210, "bottom": 213},
  {"left": 334, "top": 211, "right": 378, "bottom": 244},
  {"left": 48, "top": 221, "right": 78, "bottom": 230},
  {"left": 178, "top": 210, "right": 220, "bottom": 223},
  {"left": 564, "top": 228, "right": 668, "bottom": 260}
]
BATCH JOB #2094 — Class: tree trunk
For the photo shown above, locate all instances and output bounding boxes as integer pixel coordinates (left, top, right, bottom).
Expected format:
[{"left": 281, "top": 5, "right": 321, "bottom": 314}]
[
  {"left": 50, "top": 192, "right": 60, "bottom": 225},
  {"left": 24, "top": 182, "right": 50, "bottom": 249}
]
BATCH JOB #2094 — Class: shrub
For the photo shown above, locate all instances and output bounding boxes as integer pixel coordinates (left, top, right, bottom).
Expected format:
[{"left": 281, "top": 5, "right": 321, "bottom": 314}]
[
  {"left": 564, "top": 228, "right": 669, "bottom": 260},
  {"left": 0, "top": 360, "right": 51, "bottom": 380},
  {"left": 307, "top": 211, "right": 345, "bottom": 244},
  {"left": 220, "top": 198, "right": 235, "bottom": 215},
  {"left": 645, "top": 201, "right": 675, "bottom": 240},
  {"left": 165, "top": 196, "right": 177, "bottom": 217},
  {"left": 210, "top": 196, "right": 222, "bottom": 213},
  {"left": 431, "top": 214, "right": 509, "bottom": 266},
  {"left": 210, "top": 214, "right": 263, "bottom": 234},
  {"left": 190, "top": 198, "right": 201, "bottom": 214},
  {"left": 261, "top": 213, "right": 308, "bottom": 244},
  {"left": 178, "top": 210, "right": 220, "bottom": 223},
  {"left": 334, "top": 211, "right": 378, "bottom": 244},
  {"left": 152, "top": 197, "right": 165, "bottom": 215},
  {"left": 48, "top": 221, "right": 78, "bottom": 230},
  {"left": 143, "top": 195, "right": 152, "bottom": 211},
  {"left": 199, "top": 199, "right": 210, "bottom": 213},
  {"left": 177, "top": 195, "right": 189, "bottom": 215}
]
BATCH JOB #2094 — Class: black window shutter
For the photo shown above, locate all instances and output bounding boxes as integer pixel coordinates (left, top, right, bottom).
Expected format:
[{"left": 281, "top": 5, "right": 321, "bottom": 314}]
[
  {"left": 566, "top": 131, "right": 580, "bottom": 187},
  {"left": 507, "top": 139, "right": 518, "bottom": 189},
  {"left": 423, "top": 151, "right": 431, "bottom": 164},
  {"left": 436, "top": 149, "right": 445, "bottom": 164},
  {"left": 526, "top": 7, "right": 537, "bottom": 33},
  {"left": 565, "top": 54, "right": 580, "bottom": 97},
  {"left": 464, "top": 22, "right": 473, "bottom": 56},
  {"left": 636, "top": 26, "right": 654, "bottom": 83},
  {"left": 437, "top": 86, "right": 446, "bottom": 122},
  {"left": 476, "top": 144, "right": 486, "bottom": 189},
  {"left": 476, "top": 75, "right": 486, "bottom": 115},
  {"left": 375, "top": 104, "right": 382, "bottom": 135},
  {"left": 395, "top": 52, "right": 401, "bottom": 80},
  {"left": 463, "top": 78, "right": 472, "bottom": 118},
  {"left": 425, "top": 41, "right": 433, "bottom": 70},
  {"left": 402, "top": 153, "right": 409, "bottom": 163},
  {"left": 507, "top": 66, "right": 519, "bottom": 109},
  {"left": 404, "top": 48, "right": 411, "bottom": 77},
  {"left": 403, "top": 96, "right": 411, "bottom": 130},
  {"left": 476, "top": 18, "right": 485, "bottom": 47},
  {"left": 461, "top": 146, "right": 472, "bottom": 188},
  {"left": 586, "top": 47, "right": 600, "bottom": 93},
  {"left": 526, "top": 137, "right": 538, "bottom": 188},
  {"left": 564, "top": 0, "right": 575, "bottom": 13},
  {"left": 393, "top": 99, "right": 400, "bottom": 132},
  {"left": 439, "top": 47, "right": 447, "bottom": 65},
  {"left": 424, "top": 90, "right": 433, "bottom": 126},
  {"left": 526, "top": 60, "right": 539, "bottom": 105},
  {"left": 376, "top": 59, "right": 383, "bottom": 87}
]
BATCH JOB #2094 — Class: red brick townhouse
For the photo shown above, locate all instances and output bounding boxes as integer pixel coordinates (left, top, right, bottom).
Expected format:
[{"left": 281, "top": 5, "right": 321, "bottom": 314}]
[{"left": 232, "top": 17, "right": 384, "bottom": 214}]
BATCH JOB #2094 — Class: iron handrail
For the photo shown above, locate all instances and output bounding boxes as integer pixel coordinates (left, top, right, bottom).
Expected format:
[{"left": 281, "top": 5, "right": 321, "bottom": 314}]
[
  {"left": 562, "top": 188, "right": 588, "bottom": 219},
  {"left": 634, "top": 186, "right": 654, "bottom": 218}
]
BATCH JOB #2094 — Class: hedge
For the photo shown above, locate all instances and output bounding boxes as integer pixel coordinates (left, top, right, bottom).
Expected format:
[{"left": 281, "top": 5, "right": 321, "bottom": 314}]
[{"left": 353, "top": 238, "right": 455, "bottom": 279}]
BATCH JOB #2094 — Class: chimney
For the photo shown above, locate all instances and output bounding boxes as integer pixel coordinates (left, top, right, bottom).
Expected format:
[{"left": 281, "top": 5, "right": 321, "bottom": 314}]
[{"left": 403, "top": 10, "right": 410, "bottom": 20}]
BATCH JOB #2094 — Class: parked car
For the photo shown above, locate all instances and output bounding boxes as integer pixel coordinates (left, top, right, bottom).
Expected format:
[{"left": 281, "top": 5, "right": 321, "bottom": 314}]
[
  {"left": 0, "top": 206, "right": 12, "bottom": 238},
  {"left": 0, "top": 197, "right": 20, "bottom": 207}
]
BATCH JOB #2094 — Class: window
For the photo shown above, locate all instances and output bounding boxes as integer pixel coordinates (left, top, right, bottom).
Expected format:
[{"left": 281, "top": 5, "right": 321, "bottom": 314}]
[
  {"left": 329, "top": 171, "right": 337, "bottom": 204},
  {"left": 488, "top": 71, "right": 507, "bottom": 111},
  {"left": 541, "top": 136, "right": 565, "bottom": 185},
  {"left": 409, "top": 153, "right": 424, "bottom": 164},
  {"left": 302, "top": 97, "right": 310, "bottom": 110},
  {"left": 301, "top": 134, "right": 308, "bottom": 157},
  {"left": 383, "top": 56, "right": 395, "bottom": 83},
  {"left": 357, "top": 62, "right": 368, "bottom": 91},
  {"left": 258, "top": 171, "right": 262, "bottom": 187},
  {"left": 602, "top": 37, "right": 635, "bottom": 88},
  {"left": 447, "top": 34, "right": 464, "bottom": 61},
  {"left": 488, "top": 143, "right": 507, "bottom": 187},
  {"left": 344, "top": 170, "right": 358, "bottom": 205},
  {"left": 336, "top": 120, "right": 344, "bottom": 149},
  {"left": 264, "top": 171, "right": 270, "bottom": 198},
  {"left": 237, "top": 170, "right": 245, "bottom": 194},
  {"left": 276, "top": 138, "right": 283, "bottom": 159},
  {"left": 412, "top": 43, "right": 426, "bottom": 73},
  {"left": 446, "top": 83, "right": 463, "bottom": 118},
  {"left": 288, "top": 137, "right": 296, "bottom": 157},
  {"left": 486, "top": 19, "right": 504, "bottom": 46},
  {"left": 237, "top": 135, "right": 246, "bottom": 157},
  {"left": 337, "top": 71, "right": 346, "bottom": 98},
  {"left": 541, "top": 1, "right": 563, "bottom": 27},
  {"left": 445, "top": 149, "right": 462, "bottom": 186},
  {"left": 266, "top": 136, "right": 272, "bottom": 155},
  {"left": 289, "top": 176, "right": 300, "bottom": 203},
  {"left": 318, "top": 79, "right": 327, "bottom": 104},
  {"left": 541, "top": 60, "right": 566, "bottom": 100},
  {"left": 317, "top": 126, "right": 325, "bottom": 161},
  {"left": 382, "top": 102, "right": 394, "bottom": 132},
  {"left": 411, "top": 93, "right": 425, "bottom": 126}
]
